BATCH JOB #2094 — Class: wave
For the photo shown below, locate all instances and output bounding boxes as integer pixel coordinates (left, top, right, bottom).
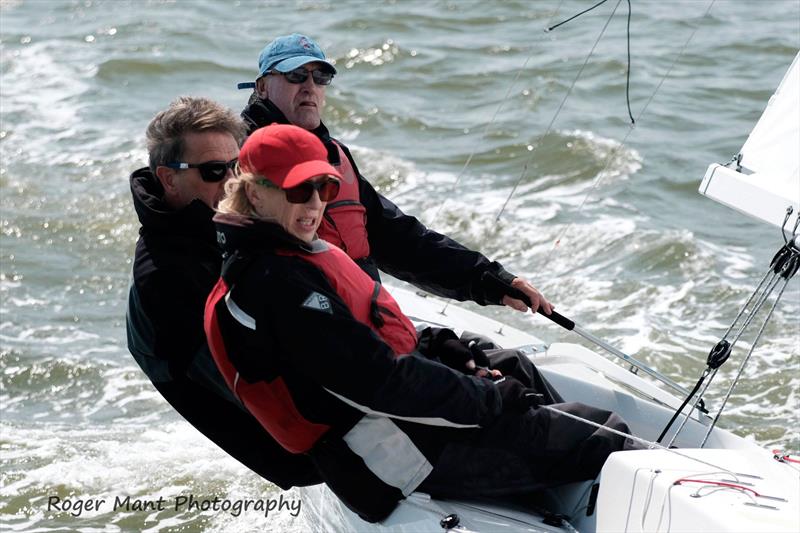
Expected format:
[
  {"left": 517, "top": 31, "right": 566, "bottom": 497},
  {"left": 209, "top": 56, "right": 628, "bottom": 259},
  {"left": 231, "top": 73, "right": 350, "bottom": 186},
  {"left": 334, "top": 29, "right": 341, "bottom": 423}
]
[
  {"left": 95, "top": 58, "right": 242, "bottom": 80},
  {"left": 0, "top": 418, "right": 295, "bottom": 531}
]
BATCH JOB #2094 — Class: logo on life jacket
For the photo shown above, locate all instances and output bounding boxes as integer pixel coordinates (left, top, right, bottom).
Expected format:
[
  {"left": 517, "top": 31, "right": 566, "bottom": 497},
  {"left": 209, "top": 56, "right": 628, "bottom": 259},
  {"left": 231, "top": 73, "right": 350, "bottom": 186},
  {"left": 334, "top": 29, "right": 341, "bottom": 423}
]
[{"left": 302, "top": 292, "right": 332, "bottom": 314}]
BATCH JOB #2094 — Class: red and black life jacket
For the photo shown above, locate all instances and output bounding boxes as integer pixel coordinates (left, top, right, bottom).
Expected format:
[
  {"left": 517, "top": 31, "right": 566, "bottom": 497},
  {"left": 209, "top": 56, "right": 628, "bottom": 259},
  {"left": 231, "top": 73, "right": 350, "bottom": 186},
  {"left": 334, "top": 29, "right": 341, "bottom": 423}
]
[
  {"left": 317, "top": 142, "right": 371, "bottom": 261},
  {"left": 204, "top": 238, "right": 417, "bottom": 454},
  {"left": 278, "top": 240, "right": 416, "bottom": 355}
]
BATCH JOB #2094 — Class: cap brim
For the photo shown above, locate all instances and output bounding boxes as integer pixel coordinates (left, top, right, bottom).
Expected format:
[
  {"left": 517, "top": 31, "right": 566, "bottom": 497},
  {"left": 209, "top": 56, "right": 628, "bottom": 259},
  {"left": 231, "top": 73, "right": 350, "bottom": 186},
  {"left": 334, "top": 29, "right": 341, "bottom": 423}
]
[
  {"left": 270, "top": 56, "right": 337, "bottom": 75},
  {"left": 282, "top": 160, "right": 343, "bottom": 189}
]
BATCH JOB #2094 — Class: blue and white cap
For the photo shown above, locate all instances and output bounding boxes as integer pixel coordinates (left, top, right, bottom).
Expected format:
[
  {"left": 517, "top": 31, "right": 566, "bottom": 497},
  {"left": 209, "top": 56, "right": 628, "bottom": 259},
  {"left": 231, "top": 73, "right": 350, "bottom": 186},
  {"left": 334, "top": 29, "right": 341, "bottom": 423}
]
[{"left": 238, "top": 33, "right": 336, "bottom": 90}]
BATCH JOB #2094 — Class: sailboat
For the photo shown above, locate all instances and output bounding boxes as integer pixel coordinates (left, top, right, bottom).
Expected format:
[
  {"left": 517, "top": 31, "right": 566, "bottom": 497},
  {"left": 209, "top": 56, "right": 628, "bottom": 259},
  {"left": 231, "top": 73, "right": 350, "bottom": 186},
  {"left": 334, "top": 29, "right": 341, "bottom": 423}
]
[{"left": 294, "top": 44, "right": 800, "bottom": 533}]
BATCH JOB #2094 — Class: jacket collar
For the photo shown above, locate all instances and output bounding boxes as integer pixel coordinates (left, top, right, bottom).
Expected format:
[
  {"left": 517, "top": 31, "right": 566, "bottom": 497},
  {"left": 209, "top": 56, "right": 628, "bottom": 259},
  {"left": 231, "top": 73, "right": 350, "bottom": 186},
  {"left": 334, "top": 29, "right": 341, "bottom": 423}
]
[
  {"left": 212, "top": 212, "right": 322, "bottom": 256},
  {"left": 241, "top": 97, "right": 341, "bottom": 165},
  {"left": 129, "top": 167, "right": 217, "bottom": 240}
]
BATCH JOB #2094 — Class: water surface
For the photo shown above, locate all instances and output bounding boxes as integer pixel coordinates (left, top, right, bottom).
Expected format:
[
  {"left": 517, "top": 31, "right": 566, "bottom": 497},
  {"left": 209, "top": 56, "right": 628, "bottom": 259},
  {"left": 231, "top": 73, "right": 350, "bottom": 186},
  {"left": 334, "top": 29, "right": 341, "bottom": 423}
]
[{"left": 1, "top": 1, "right": 798, "bottom": 530}]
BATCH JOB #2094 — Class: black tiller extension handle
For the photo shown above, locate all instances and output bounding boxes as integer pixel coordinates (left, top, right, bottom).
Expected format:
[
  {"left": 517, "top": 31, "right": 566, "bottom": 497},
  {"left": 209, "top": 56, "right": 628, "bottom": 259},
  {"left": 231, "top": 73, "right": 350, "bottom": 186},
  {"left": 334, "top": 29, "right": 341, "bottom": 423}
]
[{"left": 495, "top": 276, "right": 575, "bottom": 331}]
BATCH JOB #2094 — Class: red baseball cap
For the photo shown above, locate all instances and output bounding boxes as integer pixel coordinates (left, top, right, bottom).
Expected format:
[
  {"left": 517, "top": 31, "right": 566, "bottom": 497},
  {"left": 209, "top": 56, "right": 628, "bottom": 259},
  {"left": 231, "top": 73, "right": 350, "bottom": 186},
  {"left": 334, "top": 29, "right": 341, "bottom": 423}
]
[{"left": 238, "top": 124, "right": 342, "bottom": 188}]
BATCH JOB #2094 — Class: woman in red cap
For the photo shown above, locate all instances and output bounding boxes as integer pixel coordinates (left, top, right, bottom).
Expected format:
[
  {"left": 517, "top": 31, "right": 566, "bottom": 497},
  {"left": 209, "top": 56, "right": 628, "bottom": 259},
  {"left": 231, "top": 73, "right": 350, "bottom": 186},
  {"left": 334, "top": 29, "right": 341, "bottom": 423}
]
[{"left": 205, "top": 124, "right": 634, "bottom": 524}]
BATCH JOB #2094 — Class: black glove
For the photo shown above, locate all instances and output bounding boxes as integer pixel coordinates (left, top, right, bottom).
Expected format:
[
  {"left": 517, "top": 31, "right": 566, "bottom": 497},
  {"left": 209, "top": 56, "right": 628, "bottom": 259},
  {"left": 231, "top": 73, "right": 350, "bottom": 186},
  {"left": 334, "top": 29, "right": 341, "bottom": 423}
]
[
  {"left": 417, "top": 327, "right": 458, "bottom": 358},
  {"left": 467, "top": 341, "right": 491, "bottom": 368},
  {"left": 438, "top": 338, "right": 475, "bottom": 372},
  {"left": 495, "top": 376, "right": 544, "bottom": 413},
  {"left": 416, "top": 327, "right": 487, "bottom": 375}
]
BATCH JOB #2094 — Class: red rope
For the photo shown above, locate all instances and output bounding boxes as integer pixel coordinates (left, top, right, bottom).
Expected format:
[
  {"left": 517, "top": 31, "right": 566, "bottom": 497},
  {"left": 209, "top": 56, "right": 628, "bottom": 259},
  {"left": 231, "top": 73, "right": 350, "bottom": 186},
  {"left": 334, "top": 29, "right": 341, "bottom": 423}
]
[
  {"left": 772, "top": 449, "right": 800, "bottom": 464},
  {"left": 673, "top": 478, "right": 759, "bottom": 497}
]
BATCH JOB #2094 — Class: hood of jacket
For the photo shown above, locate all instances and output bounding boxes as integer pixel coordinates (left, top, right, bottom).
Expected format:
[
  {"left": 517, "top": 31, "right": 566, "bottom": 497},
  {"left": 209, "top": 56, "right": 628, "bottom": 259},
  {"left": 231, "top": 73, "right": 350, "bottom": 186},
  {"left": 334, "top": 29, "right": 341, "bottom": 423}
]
[{"left": 130, "top": 167, "right": 217, "bottom": 241}]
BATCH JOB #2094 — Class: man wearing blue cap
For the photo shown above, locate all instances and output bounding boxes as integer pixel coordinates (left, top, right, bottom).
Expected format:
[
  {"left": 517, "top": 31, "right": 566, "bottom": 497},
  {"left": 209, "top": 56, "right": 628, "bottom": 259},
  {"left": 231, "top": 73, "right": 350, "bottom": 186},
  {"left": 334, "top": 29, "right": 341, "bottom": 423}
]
[
  {"left": 240, "top": 33, "right": 556, "bottom": 321},
  {"left": 239, "top": 33, "right": 335, "bottom": 132}
]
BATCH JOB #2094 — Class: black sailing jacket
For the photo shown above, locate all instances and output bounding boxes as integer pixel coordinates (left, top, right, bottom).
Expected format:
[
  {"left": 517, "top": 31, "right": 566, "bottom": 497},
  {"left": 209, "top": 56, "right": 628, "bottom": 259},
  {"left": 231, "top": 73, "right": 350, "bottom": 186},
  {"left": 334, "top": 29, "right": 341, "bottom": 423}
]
[
  {"left": 206, "top": 214, "right": 504, "bottom": 522},
  {"left": 241, "top": 97, "right": 518, "bottom": 304},
  {"left": 125, "top": 167, "right": 321, "bottom": 489}
]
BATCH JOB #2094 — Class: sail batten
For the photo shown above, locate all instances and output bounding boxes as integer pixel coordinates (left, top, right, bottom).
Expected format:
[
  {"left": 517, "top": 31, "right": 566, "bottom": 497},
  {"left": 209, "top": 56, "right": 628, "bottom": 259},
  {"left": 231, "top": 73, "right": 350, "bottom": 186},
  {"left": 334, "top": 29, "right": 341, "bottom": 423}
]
[{"left": 700, "top": 52, "right": 800, "bottom": 230}]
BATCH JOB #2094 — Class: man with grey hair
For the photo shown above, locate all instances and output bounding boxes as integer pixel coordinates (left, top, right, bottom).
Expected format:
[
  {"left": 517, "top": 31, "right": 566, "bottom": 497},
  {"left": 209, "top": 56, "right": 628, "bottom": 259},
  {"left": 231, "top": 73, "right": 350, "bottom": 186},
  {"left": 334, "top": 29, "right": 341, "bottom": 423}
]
[
  {"left": 240, "top": 34, "right": 554, "bottom": 321},
  {"left": 126, "top": 96, "right": 321, "bottom": 489}
]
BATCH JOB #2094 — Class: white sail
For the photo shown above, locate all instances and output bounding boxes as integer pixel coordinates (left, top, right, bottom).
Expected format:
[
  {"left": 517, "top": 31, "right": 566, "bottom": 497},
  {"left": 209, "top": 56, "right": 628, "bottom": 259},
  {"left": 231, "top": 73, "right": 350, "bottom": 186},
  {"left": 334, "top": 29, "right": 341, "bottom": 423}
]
[{"left": 700, "top": 51, "right": 800, "bottom": 230}]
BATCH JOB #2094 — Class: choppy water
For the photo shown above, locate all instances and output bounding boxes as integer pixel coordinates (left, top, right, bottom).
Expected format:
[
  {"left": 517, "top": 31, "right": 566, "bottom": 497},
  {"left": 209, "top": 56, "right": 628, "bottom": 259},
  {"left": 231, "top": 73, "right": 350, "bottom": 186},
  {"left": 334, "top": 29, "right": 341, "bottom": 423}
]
[{"left": 1, "top": 0, "right": 798, "bottom": 530}]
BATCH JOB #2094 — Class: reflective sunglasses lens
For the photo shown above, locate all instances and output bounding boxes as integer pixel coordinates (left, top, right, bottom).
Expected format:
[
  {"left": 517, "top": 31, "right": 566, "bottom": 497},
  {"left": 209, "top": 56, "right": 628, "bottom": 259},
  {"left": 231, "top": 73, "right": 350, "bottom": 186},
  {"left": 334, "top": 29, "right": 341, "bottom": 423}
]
[
  {"left": 318, "top": 180, "right": 340, "bottom": 201},
  {"left": 284, "top": 179, "right": 340, "bottom": 203},
  {"left": 198, "top": 160, "right": 236, "bottom": 182},
  {"left": 311, "top": 71, "right": 333, "bottom": 86},
  {"left": 283, "top": 69, "right": 309, "bottom": 84},
  {"left": 282, "top": 68, "right": 332, "bottom": 86},
  {"left": 198, "top": 163, "right": 226, "bottom": 182},
  {"left": 285, "top": 183, "right": 314, "bottom": 203}
]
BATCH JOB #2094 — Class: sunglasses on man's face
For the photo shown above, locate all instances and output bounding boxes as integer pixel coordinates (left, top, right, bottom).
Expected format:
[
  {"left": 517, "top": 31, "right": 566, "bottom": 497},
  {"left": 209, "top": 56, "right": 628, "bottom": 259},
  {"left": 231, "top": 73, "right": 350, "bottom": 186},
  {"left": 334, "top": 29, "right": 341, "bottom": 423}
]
[
  {"left": 164, "top": 158, "right": 238, "bottom": 182},
  {"left": 258, "top": 177, "right": 340, "bottom": 203},
  {"left": 272, "top": 67, "right": 334, "bottom": 86}
]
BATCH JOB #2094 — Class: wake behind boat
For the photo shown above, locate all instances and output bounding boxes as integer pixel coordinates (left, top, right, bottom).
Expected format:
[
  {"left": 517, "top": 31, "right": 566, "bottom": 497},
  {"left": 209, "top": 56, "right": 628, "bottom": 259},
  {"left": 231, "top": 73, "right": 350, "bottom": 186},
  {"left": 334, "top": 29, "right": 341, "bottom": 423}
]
[{"left": 295, "top": 38, "right": 800, "bottom": 533}]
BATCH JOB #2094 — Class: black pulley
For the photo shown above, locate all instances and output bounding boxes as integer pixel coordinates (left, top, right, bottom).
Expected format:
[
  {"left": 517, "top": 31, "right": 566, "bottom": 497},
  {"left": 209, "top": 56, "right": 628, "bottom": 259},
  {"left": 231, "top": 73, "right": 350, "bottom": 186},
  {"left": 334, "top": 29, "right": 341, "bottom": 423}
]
[
  {"left": 770, "top": 242, "right": 800, "bottom": 278},
  {"left": 707, "top": 340, "right": 731, "bottom": 369},
  {"left": 770, "top": 244, "right": 791, "bottom": 273},
  {"left": 781, "top": 254, "right": 800, "bottom": 279}
]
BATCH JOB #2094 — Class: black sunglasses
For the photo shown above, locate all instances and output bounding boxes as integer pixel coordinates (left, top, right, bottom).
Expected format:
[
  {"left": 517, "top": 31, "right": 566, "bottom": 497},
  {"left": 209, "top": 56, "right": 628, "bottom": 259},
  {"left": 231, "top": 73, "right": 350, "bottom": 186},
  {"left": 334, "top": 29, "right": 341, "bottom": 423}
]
[
  {"left": 164, "top": 158, "right": 238, "bottom": 182},
  {"left": 272, "top": 67, "right": 334, "bottom": 86},
  {"left": 258, "top": 177, "right": 340, "bottom": 203}
]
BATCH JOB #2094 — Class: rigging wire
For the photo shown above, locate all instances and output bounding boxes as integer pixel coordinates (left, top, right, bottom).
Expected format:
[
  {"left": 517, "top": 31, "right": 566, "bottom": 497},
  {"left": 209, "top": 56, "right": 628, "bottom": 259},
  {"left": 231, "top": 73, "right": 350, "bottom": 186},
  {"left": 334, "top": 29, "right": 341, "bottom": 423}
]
[
  {"left": 438, "top": 1, "right": 716, "bottom": 346},
  {"left": 430, "top": 2, "right": 565, "bottom": 316},
  {"left": 495, "top": 0, "right": 624, "bottom": 222},
  {"left": 662, "top": 255, "right": 785, "bottom": 446},
  {"left": 543, "top": 0, "right": 716, "bottom": 259},
  {"left": 546, "top": 0, "right": 635, "bottom": 124},
  {"left": 659, "top": 260, "right": 779, "bottom": 444},
  {"left": 663, "top": 231, "right": 799, "bottom": 447},
  {"left": 700, "top": 256, "right": 798, "bottom": 447},
  {"left": 538, "top": 404, "right": 741, "bottom": 475},
  {"left": 546, "top": 0, "right": 610, "bottom": 32},
  {"left": 625, "top": 0, "right": 634, "bottom": 124},
  {"left": 427, "top": 0, "right": 566, "bottom": 228}
]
